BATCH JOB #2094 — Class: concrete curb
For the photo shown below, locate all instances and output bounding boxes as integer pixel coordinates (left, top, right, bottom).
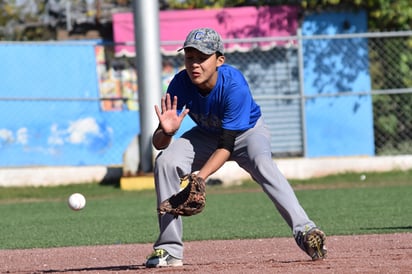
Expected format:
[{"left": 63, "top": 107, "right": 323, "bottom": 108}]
[{"left": 1, "top": 155, "right": 411, "bottom": 188}]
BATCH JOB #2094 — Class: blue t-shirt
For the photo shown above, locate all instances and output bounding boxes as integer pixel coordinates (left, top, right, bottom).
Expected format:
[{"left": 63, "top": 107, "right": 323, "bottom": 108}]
[{"left": 167, "top": 64, "right": 261, "bottom": 133}]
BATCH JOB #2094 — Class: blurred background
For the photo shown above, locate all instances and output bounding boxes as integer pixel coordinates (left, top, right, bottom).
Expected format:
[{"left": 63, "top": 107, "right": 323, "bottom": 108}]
[{"left": 0, "top": 0, "right": 411, "bottom": 185}]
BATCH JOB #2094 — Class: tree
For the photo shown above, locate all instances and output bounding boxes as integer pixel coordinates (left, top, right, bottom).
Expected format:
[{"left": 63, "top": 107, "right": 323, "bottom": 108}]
[
  {"left": 164, "top": 0, "right": 412, "bottom": 31},
  {"left": 0, "top": 0, "right": 51, "bottom": 40}
]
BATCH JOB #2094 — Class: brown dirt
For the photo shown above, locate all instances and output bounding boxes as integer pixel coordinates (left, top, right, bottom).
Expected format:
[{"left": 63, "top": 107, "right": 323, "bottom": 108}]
[{"left": 1, "top": 233, "right": 411, "bottom": 273}]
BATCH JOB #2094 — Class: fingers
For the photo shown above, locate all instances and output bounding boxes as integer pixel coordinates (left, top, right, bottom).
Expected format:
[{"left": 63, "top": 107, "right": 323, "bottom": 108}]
[
  {"left": 159, "top": 93, "right": 176, "bottom": 113},
  {"left": 160, "top": 94, "right": 167, "bottom": 112},
  {"left": 174, "top": 108, "right": 189, "bottom": 126},
  {"left": 179, "top": 108, "right": 190, "bottom": 120},
  {"left": 165, "top": 94, "right": 178, "bottom": 111},
  {"left": 166, "top": 93, "right": 172, "bottom": 110},
  {"left": 171, "top": 95, "right": 178, "bottom": 110},
  {"left": 155, "top": 93, "right": 184, "bottom": 119},
  {"left": 154, "top": 105, "right": 162, "bottom": 119}
]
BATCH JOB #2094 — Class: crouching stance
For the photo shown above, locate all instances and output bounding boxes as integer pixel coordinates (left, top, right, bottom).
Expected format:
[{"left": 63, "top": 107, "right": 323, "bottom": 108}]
[{"left": 145, "top": 28, "right": 327, "bottom": 268}]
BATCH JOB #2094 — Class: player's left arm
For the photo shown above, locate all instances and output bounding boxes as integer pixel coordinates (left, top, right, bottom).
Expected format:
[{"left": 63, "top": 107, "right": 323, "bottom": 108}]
[
  {"left": 197, "top": 84, "right": 248, "bottom": 179},
  {"left": 197, "top": 128, "right": 240, "bottom": 179},
  {"left": 197, "top": 148, "right": 230, "bottom": 180}
]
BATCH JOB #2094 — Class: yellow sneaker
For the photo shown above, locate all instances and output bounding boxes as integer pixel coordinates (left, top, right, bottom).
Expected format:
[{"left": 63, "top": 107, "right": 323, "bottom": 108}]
[{"left": 145, "top": 249, "right": 183, "bottom": 268}]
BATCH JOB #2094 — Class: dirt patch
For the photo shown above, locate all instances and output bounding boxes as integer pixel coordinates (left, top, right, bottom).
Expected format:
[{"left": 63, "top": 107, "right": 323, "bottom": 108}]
[{"left": 1, "top": 233, "right": 411, "bottom": 273}]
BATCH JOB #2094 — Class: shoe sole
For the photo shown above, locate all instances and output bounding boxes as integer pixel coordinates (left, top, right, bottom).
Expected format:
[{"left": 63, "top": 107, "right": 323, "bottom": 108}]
[
  {"left": 145, "top": 257, "right": 183, "bottom": 268},
  {"left": 146, "top": 261, "right": 183, "bottom": 268},
  {"left": 306, "top": 230, "right": 327, "bottom": 260}
]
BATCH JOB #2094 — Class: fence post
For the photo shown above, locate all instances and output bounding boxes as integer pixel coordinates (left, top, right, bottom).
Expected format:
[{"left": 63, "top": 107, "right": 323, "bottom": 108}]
[{"left": 297, "top": 28, "right": 307, "bottom": 158}]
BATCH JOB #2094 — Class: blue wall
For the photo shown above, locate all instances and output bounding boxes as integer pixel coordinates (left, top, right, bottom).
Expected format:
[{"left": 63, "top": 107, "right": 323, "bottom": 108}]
[
  {"left": 302, "top": 10, "right": 375, "bottom": 156},
  {"left": 0, "top": 43, "right": 139, "bottom": 166},
  {"left": 0, "top": 10, "right": 376, "bottom": 168}
]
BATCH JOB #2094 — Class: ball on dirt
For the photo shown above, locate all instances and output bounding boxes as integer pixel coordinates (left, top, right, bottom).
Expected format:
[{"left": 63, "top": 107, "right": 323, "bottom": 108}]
[{"left": 67, "top": 193, "right": 86, "bottom": 211}]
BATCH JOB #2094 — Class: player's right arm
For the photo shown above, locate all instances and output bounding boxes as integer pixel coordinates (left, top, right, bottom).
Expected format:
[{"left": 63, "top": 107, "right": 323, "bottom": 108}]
[
  {"left": 152, "top": 93, "right": 189, "bottom": 150},
  {"left": 152, "top": 126, "right": 173, "bottom": 150}
]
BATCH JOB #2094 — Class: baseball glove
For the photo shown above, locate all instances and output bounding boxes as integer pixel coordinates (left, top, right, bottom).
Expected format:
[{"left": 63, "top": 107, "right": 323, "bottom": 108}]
[{"left": 158, "top": 168, "right": 206, "bottom": 218}]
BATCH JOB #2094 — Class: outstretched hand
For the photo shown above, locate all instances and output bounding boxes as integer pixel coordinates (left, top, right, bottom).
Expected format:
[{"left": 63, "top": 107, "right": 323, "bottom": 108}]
[{"left": 154, "top": 93, "right": 189, "bottom": 135}]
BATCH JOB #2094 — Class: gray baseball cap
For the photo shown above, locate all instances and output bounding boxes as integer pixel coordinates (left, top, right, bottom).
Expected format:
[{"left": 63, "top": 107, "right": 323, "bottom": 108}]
[{"left": 179, "top": 28, "right": 224, "bottom": 55}]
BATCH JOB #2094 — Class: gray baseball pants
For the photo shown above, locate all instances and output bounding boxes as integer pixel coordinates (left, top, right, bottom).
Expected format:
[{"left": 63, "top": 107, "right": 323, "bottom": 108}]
[{"left": 152, "top": 117, "right": 316, "bottom": 259}]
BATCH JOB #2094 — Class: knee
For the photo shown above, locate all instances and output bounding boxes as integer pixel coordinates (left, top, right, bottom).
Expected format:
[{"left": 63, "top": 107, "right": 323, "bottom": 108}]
[{"left": 154, "top": 151, "right": 178, "bottom": 174}]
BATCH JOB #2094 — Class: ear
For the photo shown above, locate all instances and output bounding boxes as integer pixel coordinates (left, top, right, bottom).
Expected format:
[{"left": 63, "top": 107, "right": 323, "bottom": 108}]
[{"left": 216, "top": 55, "right": 225, "bottom": 67}]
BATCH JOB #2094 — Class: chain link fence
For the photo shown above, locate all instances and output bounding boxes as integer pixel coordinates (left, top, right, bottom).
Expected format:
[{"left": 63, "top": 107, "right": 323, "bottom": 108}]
[
  {"left": 368, "top": 32, "right": 412, "bottom": 155},
  {"left": 1, "top": 30, "right": 411, "bottom": 167},
  {"left": 108, "top": 30, "right": 412, "bottom": 157}
]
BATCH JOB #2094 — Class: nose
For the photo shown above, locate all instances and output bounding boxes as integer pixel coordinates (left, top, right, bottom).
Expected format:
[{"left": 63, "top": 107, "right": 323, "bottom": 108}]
[{"left": 189, "top": 61, "right": 200, "bottom": 68}]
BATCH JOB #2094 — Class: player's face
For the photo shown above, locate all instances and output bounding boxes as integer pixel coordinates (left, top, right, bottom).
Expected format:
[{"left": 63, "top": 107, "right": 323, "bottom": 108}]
[{"left": 184, "top": 48, "right": 224, "bottom": 92}]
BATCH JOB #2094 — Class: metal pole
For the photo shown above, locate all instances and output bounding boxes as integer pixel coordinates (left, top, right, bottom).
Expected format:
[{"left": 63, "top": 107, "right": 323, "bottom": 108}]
[
  {"left": 297, "top": 28, "right": 308, "bottom": 158},
  {"left": 132, "top": 0, "right": 162, "bottom": 172}
]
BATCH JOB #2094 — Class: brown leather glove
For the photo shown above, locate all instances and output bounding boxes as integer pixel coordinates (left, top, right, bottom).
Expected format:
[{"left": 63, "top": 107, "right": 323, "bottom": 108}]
[{"left": 158, "top": 169, "right": 206, "bottom": 218}]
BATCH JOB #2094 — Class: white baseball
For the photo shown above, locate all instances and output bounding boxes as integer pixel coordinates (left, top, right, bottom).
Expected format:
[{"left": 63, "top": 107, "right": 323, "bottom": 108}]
[{"left": 68, "top": 193, "right": 86, "bottom": 211}]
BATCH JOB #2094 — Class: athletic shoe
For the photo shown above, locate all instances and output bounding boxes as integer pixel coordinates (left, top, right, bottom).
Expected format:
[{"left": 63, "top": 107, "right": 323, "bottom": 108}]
[
  {"left": 145, "top": 249, "right": 183, "bottom": 268},
  {"left": 295, "top": 226, "right": 327, "bottom": 260}
]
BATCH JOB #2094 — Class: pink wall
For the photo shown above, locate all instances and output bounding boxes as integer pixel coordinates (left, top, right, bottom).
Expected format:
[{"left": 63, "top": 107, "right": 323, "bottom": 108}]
[{"left": 113, "top": 6, "right": 299, "bottom": 56}]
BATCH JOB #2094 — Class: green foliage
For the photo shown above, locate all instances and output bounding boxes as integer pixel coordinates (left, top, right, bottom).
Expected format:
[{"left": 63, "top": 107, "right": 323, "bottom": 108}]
[
  {"left": 368, "top": 0, "right": 412, "bottom": 30},
  {"left": 1, "top": 1, "right": 411, "bottom": 39},
  {"left": 301, "top": 0, "right": 412, "bottom": 30},
  {"left": 164, "top": 0, "right": 288, "bottom": 9},
  {"left": 0, "top": 0, "right": 49, "bottom": 40},
  {"left": 165, "top": 0, "right": 412, "bottom": 31},
  {"left": 1, "top": 170, "right": 411, "bottom": 249}
]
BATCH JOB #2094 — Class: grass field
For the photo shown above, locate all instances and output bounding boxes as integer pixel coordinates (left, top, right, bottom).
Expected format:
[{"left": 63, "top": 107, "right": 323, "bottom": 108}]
[{"left": 1, "top": 169, "right": 411, "bottom": 250}]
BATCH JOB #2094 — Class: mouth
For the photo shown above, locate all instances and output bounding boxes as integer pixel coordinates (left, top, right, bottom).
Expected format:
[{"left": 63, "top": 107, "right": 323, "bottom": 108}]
[{"left": 191, "top": 71, "right": 201, "bottom": 78}]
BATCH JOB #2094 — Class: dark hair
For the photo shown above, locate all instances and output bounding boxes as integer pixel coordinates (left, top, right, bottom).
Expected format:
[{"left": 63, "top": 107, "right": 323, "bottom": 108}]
[{"left": 216, "top": 51, "right": 224, "bottom": 57}]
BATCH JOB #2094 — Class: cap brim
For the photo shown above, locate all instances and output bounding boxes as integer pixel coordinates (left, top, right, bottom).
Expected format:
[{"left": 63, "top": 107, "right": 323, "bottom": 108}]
[{"left": 177, "top": 45, "right": 215, "bottom": 55}]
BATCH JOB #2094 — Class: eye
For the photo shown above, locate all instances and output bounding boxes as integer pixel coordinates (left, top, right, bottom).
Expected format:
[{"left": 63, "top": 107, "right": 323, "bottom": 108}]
[
  {"left": 184, "top": 54, "right": 210, "bottom": 63},
  {"left": 185, "top": 56, "right": 194, "bottom": 61}
]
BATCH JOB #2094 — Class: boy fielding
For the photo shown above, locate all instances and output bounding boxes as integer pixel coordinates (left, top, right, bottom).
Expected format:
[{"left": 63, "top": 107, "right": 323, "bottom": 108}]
[{"left": 146, "top": 27, "right": 327, "bottom": 268}]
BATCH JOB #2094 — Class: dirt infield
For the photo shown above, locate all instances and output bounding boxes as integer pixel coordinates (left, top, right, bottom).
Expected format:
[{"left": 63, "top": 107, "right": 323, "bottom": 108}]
[{"left": 1, "top": 233, "right": 411, "bottom": 273}]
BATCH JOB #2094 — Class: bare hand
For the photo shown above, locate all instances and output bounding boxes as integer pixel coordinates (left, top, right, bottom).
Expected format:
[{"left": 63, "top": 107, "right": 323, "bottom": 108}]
[{"left": 154, "top": 93, "right": 189, "bottom": 135}]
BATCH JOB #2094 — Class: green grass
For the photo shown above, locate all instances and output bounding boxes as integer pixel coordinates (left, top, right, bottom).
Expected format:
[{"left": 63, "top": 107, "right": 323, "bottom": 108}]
[{"left": 1, "top": 169, "right": 411, "bottom": 250}]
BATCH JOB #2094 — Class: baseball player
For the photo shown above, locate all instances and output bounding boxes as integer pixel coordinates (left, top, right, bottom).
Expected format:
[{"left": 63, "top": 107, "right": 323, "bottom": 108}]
[{"left": 145, "top": 27, "right": 327, "bottom": 268}]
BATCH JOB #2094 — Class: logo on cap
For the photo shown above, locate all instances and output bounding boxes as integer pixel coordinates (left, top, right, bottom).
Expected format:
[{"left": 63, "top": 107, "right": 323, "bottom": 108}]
[{"left": 194, "top": 31, "right": 205, "bottom": 41}]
